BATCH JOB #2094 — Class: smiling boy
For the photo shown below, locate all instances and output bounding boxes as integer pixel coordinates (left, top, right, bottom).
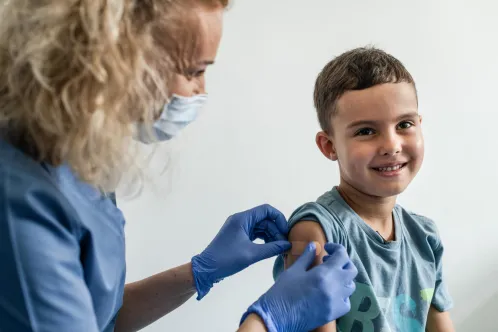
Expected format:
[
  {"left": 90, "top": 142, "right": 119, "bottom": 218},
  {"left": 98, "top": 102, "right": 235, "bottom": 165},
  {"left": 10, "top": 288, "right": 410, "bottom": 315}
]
[{"left": 273, "top": 47, "right": 454, "bottom": 331}]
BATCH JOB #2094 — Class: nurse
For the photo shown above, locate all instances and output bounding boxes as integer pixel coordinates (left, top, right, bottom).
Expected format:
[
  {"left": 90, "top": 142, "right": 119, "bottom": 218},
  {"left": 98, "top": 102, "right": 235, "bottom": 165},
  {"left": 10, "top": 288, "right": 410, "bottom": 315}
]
[{"left": 0, "top": 0, "right": 357, "bottom": 331}]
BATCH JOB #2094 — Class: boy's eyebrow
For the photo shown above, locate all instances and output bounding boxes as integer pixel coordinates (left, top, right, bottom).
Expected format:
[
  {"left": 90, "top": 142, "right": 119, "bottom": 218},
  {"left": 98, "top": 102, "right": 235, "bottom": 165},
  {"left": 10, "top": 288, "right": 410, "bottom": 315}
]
[
  {"left": 396, "top": 111, "right": 419, "bottom": 120},
  {"left": 347, "top": 119, "right": 377, "bottom": 129},
  {"left": 346, "top": 111, "right": 419, "bottom": 129}
]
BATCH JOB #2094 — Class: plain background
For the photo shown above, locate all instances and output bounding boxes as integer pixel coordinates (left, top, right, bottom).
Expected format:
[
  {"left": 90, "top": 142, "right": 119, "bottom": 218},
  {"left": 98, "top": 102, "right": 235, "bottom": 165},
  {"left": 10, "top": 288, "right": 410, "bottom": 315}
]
[{"left": 118, "top": 0, "right": 498, "bottom": 330}]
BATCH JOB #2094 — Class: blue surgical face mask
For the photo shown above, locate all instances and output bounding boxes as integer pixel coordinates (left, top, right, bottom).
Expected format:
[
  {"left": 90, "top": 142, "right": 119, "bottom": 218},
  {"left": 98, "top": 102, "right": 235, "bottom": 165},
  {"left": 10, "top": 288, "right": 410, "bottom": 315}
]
[{"left": 135, "top": 93, "right": 208, "bottom": 143}]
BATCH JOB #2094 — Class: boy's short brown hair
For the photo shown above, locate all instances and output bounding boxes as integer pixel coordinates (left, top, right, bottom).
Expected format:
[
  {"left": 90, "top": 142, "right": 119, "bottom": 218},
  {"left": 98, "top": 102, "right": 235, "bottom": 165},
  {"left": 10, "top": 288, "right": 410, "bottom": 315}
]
[{"left": 313, "top": 46, "right": 416, "bottom": 133}]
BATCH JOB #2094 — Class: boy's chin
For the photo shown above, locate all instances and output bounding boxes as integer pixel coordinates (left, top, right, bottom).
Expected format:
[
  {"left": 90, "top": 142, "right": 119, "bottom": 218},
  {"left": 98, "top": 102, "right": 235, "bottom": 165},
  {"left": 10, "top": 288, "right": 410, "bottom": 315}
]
[
  {"left": 367, "top": 183, "right": 408, "bottom": 198},
  {"left": 344, "top": 180, "right": 408, "bottom": 199}
]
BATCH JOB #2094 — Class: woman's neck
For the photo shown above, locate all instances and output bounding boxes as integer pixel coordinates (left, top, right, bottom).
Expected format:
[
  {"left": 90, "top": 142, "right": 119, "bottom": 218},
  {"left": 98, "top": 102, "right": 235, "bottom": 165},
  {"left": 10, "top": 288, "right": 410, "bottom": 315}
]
[{"left": 337, "top": 179, "right": 397, "bottom": 241}]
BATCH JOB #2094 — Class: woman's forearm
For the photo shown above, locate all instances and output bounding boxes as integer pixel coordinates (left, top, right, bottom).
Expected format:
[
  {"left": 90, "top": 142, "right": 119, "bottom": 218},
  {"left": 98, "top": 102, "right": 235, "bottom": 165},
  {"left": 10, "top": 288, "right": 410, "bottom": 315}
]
[{"left": 115, "top": 262, "right": 196, "bottom": 332}]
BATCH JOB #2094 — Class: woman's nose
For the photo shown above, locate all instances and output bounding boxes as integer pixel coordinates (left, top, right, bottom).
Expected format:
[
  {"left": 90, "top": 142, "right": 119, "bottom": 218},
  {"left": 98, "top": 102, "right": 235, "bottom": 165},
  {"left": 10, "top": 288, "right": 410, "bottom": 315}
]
[{"left": 194, "top": 77, "right": 206, "bottom": 95}]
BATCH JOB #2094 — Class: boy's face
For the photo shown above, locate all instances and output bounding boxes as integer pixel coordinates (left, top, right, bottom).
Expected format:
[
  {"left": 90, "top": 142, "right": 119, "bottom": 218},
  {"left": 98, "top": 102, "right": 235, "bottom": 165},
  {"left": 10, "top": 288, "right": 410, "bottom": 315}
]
[{"left": 316, "top": 82, "right": 424, "bottom": 198}]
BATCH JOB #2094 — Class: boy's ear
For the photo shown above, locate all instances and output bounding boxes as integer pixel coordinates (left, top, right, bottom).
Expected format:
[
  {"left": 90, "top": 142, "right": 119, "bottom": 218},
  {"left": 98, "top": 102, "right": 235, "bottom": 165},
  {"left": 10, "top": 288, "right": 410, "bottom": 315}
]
[
  {"left": 315, "top": 131, "right": 338, "bottom": 161},
  {"left": 419, "top": 114, "right": 423, "bottom": 124}
]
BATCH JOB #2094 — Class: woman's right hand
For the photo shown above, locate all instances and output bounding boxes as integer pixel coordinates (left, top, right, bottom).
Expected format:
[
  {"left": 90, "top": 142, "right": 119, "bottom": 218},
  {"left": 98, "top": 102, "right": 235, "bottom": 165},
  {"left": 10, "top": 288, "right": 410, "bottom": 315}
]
[{"left": 240, "top": 242, "right": 357, "bottom": 332}]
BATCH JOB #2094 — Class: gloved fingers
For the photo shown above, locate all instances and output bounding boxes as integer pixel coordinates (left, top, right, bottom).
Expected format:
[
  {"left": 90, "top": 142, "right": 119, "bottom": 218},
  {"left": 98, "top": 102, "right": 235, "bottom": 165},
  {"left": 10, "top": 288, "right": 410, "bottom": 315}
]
[
  {"left": 249, "top": 241, "right": 292, "bottom": 263},
  {"left": 247, "top": 204, "right": 288, "bottom": 236},
  {"left": 321, "top": 251, "right": 348, "bottom": 264},
  {"left": 287, "top": 241, "right": 317, "bottom": 272},
  {"left": 266, "top": 221, "right": 288, "bottom": 241},
  {"left": 270, "top": 208, "right": 289, "bottom": 237},
  {"left": 251, "top": 220, "right": 271, "bottom": 242},
  {"left": 324, "top": 242, "right": 345, "bottom": 255},
  {"left": 252, "top": 220, "right": 288, "bottom": 243},
  {"left": 344, "top": 280, "right": 356, "bottom": 297},
  {"left": 321, "top": 244, "right": 350, "bottom": 269},
  {"left": 342, "top": 297, "right": 352, "bottom": 315},
  {"left": 343, "top": 261, "right": 359, "bottom": 279}
]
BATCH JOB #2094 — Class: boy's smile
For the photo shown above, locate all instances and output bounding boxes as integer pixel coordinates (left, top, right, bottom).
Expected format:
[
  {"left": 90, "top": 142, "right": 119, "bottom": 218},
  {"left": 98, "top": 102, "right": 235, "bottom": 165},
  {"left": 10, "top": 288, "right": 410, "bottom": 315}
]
[
  {"left": 371, "top": 161, "right": 409, "bottom": 177},
  {"left": 316, "top": 82, "right": 424, "bottom": 198}
]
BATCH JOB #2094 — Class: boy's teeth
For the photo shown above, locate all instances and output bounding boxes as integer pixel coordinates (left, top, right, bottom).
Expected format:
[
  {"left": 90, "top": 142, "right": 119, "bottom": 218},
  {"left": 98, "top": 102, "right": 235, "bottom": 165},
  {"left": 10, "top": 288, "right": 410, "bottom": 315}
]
[{"left": 377, "top": 164, "right": 403, "bottom": 171}]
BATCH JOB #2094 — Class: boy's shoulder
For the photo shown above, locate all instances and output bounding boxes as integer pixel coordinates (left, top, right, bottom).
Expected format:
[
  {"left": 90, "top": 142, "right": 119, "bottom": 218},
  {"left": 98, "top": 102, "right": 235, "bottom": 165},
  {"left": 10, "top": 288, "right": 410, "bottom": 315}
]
[
  {"left": 395, "top": 204, "right": 443, "bottom": 249},
  {"left": 397, "top": 204, "right": 436, "bottom": 225},
  {"left": 286, "top": 188, "right": 353, "bottom": 245},
  {"left": 288, "top": 188, "right": 345, "bottom": 226}
]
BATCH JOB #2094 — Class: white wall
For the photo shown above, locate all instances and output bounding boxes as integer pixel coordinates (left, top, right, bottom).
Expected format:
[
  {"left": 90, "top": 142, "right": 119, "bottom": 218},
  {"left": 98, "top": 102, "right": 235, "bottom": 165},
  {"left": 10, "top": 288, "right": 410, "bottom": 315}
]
[{"left": 118, "top": 0, "right": 498, "bottom": 330}]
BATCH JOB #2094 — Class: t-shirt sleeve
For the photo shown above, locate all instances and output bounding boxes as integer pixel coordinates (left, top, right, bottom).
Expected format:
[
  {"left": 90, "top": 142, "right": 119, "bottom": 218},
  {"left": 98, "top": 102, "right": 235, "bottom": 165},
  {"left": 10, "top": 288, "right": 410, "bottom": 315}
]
[
  {"left": 272, "top": 202, "right": 346, "bottom": 280},
  {"left": 0, "top": 169, "right": 100, "bottom": 332},
  {"left": 287, "top": 202, "right": 346, "bottom": 245},
  {"left": 431, "top": 238, "right": 453, "bottom": 312},
  {"left": 411, "top": 213, "right": 453, "bottom": 312}
]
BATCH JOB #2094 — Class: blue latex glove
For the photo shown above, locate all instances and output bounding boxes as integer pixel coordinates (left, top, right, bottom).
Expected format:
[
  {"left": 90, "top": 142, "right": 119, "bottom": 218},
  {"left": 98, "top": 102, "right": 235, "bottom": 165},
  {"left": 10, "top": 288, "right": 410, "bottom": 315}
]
[
  {"left": 191, "top": 204, "right": 291, "bottom": 300},
  {"left": 240, "top": 242, "right": 358, "bottom": 332}
]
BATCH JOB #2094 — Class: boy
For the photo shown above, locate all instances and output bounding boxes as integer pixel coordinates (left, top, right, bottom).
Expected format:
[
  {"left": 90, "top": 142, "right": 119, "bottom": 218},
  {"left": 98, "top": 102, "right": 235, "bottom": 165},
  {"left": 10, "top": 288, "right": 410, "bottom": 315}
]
[{"left": 273, "top": 47, "right": 454, "bottom": 331}]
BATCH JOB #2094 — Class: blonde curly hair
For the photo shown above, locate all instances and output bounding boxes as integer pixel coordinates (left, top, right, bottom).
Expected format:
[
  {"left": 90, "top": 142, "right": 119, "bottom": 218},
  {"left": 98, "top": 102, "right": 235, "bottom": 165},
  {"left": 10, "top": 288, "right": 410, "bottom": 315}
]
[{"left": 0, "top": 0, "right": 228, "bottom": 192}]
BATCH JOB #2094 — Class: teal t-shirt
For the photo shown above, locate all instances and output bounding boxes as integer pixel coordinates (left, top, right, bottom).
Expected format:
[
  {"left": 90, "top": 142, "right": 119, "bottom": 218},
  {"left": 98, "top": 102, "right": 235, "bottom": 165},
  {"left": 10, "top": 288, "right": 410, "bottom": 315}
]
[{"left": 273, "top": 187, "right": 453, "bottom": 332}]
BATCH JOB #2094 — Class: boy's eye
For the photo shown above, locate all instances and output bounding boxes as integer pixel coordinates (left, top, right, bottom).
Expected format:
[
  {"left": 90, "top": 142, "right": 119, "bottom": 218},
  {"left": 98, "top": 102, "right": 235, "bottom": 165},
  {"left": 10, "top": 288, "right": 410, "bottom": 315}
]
[
  {"left": 355, "top": 128, "right": 375, "bottom": 136},
  {"left": 397, "top": 121, "right": 414, "bottom": 130}
]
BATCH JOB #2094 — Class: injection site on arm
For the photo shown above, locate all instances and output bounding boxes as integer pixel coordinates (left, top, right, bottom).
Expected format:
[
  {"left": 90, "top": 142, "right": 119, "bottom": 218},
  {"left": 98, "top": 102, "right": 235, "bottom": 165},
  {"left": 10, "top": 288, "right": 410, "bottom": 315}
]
[{"left": 284, "top": 221, "right": 337, "bottom": 332}]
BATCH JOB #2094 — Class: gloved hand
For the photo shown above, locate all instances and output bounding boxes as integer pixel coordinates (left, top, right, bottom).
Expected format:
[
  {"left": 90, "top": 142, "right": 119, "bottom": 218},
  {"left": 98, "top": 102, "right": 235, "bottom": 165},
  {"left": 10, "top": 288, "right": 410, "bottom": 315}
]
[
  {"left": 240, "top": 242, "right": 358, "bottom": 332},
  {"left": 191, "top": 204, "right": 291, "bottom": 300}
]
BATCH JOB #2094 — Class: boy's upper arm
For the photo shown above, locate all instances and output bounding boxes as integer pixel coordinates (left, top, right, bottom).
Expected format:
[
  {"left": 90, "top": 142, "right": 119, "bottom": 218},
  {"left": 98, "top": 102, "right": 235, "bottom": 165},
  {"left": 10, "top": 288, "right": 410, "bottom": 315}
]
[
  {"left": 426, "top": 305, "right": 455, "bottom": 332},
  {"left": 284, "top": 221, "right": 337, "bottom": 332},
  {"left": 284, "top": 220, "right": 328, "bottom": 268}
]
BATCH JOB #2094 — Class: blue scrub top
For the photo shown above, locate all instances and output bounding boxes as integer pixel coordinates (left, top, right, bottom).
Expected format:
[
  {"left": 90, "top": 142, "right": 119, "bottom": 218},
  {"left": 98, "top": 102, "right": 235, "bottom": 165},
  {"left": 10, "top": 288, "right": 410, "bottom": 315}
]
[{"left": 0, "top": 139, "right": 126, "bottom": 332}]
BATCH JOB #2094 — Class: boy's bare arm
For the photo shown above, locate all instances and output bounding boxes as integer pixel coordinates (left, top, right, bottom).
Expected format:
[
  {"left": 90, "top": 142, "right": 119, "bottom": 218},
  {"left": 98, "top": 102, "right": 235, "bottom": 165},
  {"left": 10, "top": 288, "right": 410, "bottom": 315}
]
[
  {"left": 238, "top": 313, "right": 267, "bottom": 332},
  {"left": 284, "top": 221, "right": 337, "bottom": 332},
  {"left": 426, "top": 306, "right": 455, "bottom": 332}
]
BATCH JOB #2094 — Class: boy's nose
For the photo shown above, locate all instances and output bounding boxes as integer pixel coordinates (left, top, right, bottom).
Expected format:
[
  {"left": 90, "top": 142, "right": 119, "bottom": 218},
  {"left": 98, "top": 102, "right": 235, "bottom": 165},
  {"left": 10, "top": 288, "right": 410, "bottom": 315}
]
[{"left": 379, "top": 134, "right": 402, "bottom": 156}]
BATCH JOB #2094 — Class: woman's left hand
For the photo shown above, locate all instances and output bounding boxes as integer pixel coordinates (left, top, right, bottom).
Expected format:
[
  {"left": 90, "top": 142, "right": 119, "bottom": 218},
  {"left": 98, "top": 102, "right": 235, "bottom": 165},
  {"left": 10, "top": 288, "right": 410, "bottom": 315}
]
[{"left": 191, "top": 204, "right": 291, "bottom": 300}]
